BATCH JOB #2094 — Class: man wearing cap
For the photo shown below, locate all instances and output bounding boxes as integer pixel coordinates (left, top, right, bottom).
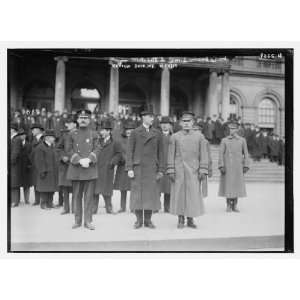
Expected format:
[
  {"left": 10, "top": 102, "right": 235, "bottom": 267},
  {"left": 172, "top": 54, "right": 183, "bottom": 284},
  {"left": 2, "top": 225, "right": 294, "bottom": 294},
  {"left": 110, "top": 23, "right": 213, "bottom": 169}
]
[
  {"left": 93, "top": 119, "right": 122, "bottom": 214},
  {"left": 35, "top": 130, "right": 58, "bottom": 209},
  {"left": 56, "top": 115, "right": 77, "bottom": 214},
  {"left": 30, "top": 123, "right": 45, "bottom": 206},
  {"left": 218, "top": 121, "right": 250, "bottom": 212},
  {"left": 114, "top": 121, "right": 136, "bottom": 213},
  {"left": 66, "top": 109, "right": 100, "bottom": 230},
  {"left": 10, "top": 123, "right": 22, "bottom": 207},
  {"left": 126, "top": 111, "right": 164, "bottom": 229},
  {"left": 159, "top": 116, "right": 173, "bottom": 213},
  {"left": 167, "top": 111, "right": 209, "bottom": 229}
]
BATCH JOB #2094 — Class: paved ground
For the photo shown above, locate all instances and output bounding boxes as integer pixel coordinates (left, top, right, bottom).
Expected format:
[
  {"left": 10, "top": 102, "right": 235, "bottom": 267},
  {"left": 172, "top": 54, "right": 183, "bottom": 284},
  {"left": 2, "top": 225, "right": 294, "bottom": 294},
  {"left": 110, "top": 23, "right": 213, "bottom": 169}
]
[{"left": 10, "top": 182, "right": 285, "bottom": 252}]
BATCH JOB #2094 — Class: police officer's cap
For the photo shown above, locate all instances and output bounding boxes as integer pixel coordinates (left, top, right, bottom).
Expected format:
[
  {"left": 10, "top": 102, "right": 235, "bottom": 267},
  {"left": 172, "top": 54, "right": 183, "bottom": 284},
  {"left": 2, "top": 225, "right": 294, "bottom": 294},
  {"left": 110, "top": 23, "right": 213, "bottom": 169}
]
[
  {"left": 77, "top": 109, "right": 92, "bottom": 117},
  {"left": 160, "top": 116, "right": 172, "bottom": 124},
  {"left": 181, "top": 111, "right": 195, "bottom": 120},
  {"left": 17, "top": 128, "right": 26, "bottom": 136},
  {"left": 227, "top": 121, "right": 239, "bottom": 129},
  {"left": 31, "top": 123, "right": 44, "bottom": 130}
]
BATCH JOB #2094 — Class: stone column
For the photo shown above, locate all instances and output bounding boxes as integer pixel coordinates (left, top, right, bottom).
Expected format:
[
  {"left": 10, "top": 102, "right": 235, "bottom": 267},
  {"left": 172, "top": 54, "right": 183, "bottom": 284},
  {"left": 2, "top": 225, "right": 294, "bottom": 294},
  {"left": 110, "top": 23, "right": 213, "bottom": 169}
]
[
  {"left": 54, "top": 56, "right": 68, "bottom": 113},
  {"left": 108, "top": 63, "right": 119, "bottom": 113},
  {"left": 221, "top": 71, "right": 230, "bottom": 120},
  {"left": 160, "top": 67, "right": 170, "bottom": 115},
  {"left": 206, "top": 70, "right": 218, "bottom": 117}
]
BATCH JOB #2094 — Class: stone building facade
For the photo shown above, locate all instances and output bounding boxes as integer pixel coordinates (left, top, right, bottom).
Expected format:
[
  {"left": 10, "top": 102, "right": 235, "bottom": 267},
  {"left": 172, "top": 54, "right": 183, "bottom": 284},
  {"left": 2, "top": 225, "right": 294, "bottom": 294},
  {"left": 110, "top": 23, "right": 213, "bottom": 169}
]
[{"left": 8, "top": 51, "right": 285, "bottom": 136}]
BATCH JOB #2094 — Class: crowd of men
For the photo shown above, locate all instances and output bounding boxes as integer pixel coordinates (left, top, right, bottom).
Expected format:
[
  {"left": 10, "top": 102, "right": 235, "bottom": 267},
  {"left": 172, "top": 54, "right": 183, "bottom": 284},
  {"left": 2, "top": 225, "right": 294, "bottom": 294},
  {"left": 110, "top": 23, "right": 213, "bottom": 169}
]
[{"left": 10, "top": 107, "right": 285, "bottom": 230}]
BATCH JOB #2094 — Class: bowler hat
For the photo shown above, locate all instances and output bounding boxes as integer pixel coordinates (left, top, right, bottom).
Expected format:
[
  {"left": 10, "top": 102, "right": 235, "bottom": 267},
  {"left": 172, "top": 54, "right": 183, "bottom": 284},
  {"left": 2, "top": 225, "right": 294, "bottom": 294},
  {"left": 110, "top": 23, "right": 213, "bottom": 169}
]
[
  {"left": 160, "top": 116, "right": 172, "bottom": 124},
  {"left": 124, "top": 121, "right": 136, "bottom": 129},
  {"left": 44, "top": 129, "right": 56, "bottom": 137},
  {"left": 10, "top": 123, "right": 18, "bottom": 131},
  {"left": 140, "top": 110, "right": 154, "bottom": 117},
  {"left": 31, "top": 123, "right": 44, "bottom": 130},
  {"left": 100, "top": 119, "right": 113, "bottom": 130}
]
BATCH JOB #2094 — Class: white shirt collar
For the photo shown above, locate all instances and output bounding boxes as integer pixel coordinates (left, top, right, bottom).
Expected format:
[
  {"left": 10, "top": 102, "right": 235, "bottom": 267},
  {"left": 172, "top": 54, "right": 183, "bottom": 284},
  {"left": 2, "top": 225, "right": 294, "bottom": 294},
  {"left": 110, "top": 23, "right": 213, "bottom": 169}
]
[
  {"left": 11, "top": 133, "right": 18, "bottom": 140},
  {"left": 143, "top": 123, "right": 150, "bottom": 131},
  {"left": 36, "top": 133, "right": 43, "bottom": 141},
  {"left": 45, "top": 140, "right": 52, "bottom": 147}
]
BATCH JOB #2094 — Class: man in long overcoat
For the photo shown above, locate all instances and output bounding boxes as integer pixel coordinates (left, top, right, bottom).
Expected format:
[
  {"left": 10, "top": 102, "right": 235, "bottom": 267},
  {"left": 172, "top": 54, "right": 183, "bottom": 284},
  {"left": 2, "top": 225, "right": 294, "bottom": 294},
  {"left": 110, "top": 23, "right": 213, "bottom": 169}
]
[
  {"left": 113, "top": 121, "right": 136, "bottom": 213},
  {"left": 30, "top": 123, "right": 45, "bottom": 205},
  {"left": 93, "top": 119, "right": 122, "bottom": 214},
  {"left": 66, "top": 110, "right": 100, "bottom": 230},
  {"left": 126, "top": 111, "right": 164, "bottom": 229},
  {"left": 10, "top": 123, "right": 22, "bottom": 207},
  {"left": 56, "top": 116, "right": 77, "bottom": 214},
  {"left": 35, "top": 130, "right": 58, "bottom": 209},
  {"left": 159, "top": 116, "right": 173, "bottom": 213},
  {"left": 218, "top": 121, "right": 250, "bottom": 212},
  {"left": 167, "top": 112, "right": 209, "bottom": 229}
]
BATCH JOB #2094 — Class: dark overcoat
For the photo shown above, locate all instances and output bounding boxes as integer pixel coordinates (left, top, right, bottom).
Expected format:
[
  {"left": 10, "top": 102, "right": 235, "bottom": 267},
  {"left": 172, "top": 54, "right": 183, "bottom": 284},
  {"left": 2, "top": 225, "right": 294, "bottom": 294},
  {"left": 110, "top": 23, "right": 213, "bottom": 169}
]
[
  {"left": 19, "top": 140, "right": 33, "bottom": 187},
  {"left": 218, "top": 135, "right": 249, "bottom": 198},
  {"left": 66, "top": 128, "right": 100, "bottom": 181},
  {"left": 94, "top": 137, "right": 122, "bottom": 196},
  {"left": 35, "top": 141, "right": 58, "bottom": 192},
  {"left": 203, "top": 122, "right": 215, "bottom": 140},
  {"left": 159, "top": 133, "right": 171, "bottom": 194},
  {"left": 126, "top": 125, "right": 164, "bottom": 211},
  {"left": 268, "top": 138, "right": 280, "bottom": 156},
  {"left": 114, "top": 136, "right": 131, "bottom": 191},
  {"left": 214, "top": 120, "right": 224, "bottom": 140},
  {"left": 56, "top": 131, "right": 72, "bottom": 187},
  {"left": 30, "top": 135, "right": 44, "bottom": 186},
  {"left": 10, "top": 135, "right": 22, "bottom": 188}
]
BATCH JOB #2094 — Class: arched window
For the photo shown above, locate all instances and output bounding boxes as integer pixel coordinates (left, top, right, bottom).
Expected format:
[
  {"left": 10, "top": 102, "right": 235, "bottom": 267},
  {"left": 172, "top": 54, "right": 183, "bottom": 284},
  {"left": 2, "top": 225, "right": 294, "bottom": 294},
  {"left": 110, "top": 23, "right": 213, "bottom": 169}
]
[
  {"left": 258, "top": 98, "right": 276, "bottom": 128},
  {"left": 229, "top": 95, "right": 238, "bottom": 119}
]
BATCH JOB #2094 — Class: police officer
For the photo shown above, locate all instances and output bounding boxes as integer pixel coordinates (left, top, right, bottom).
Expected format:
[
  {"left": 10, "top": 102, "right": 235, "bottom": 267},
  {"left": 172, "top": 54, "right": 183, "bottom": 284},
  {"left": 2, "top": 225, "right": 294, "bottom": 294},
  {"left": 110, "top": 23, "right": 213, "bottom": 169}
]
[
  {"left": 66, "top": 110, "right": 100, "bottom": 230},
  {"left": 218, "top": 121, "right": 250, "bottom": 212}
]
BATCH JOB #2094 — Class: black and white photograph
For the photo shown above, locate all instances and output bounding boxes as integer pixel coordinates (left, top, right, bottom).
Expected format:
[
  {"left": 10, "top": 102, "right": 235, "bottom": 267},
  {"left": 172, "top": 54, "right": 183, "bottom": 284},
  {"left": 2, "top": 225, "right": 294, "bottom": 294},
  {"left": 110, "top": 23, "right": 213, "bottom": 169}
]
[{"left": 7, "top": 48, "right": 293, "bottom": 252}]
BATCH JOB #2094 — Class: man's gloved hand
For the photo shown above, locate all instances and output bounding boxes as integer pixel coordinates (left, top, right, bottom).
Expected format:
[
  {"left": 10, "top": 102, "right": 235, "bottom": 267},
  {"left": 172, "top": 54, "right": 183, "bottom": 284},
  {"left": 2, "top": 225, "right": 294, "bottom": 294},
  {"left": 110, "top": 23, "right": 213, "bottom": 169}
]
[
  {"left": 80, "top": 158, "right": 91, "bottom": 168},
  {"left": 243, "top": 167, "right": 249, "bottom": 173},
  {"left": 40, "top": 171, "right": 47, "bottom": 179},
  {"left": 198, "top": 172, "right": 206, "bottom": 181},
  {"left": 156, "top": 172, "right": 163, "bottom": 181},
  {"left": 128, "top": 170, "right": 134, "bottom": 178},
  {"left": 219, "top": 167, "right": 226, "bottom": 175},
  {"left": 168, "top": 173, "right": 175, "bottom": 182}
]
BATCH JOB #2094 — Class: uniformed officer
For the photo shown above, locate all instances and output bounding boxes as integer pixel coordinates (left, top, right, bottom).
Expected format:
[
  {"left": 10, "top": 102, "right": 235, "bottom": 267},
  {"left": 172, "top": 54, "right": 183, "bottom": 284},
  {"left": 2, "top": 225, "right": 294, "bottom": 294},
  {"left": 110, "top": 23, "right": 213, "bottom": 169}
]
[
  {"left": 66, "top": 110, "right": 100, "bottom": 230},
  {"left": 167, "top": 112, "right": 209, "bottom": 229},
  {"left": 218, "top": 121, "right": 250, "bottom": 212}
]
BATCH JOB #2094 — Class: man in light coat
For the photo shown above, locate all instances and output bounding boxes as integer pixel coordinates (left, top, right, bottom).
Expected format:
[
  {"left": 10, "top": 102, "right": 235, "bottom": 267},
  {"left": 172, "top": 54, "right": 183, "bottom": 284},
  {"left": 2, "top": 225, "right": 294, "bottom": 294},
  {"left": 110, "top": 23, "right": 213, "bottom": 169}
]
[
  {"left": 167, "top": 112, "right": 209, "bottom": 229},
  {"left": 218, "top": 121, "right": 250, "bottom": 212}
]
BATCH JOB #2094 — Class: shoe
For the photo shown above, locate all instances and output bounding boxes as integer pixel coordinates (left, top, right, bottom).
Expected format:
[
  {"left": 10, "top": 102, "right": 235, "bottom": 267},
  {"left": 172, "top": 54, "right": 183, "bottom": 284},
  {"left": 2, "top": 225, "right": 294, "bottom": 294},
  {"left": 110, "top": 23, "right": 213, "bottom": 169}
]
[
  {"left": 60, "top": 210, "right": 69, "bottom": 215},
  {"left": 11, "top": 203, "right": 19, "bottom": 208},
  {"left": 84, "top": 223, "right": 95, "bottom": 230},
  {"left": 144, "top": 221, "right": 156, "bottom": 229},
  {"left": 232, "top": 199, "right": 240, "bottom": 212},
  {"left": 32, "top": 202, "right": 40, "bottom": 206},
  {"left": 187, "top": 218, "right": 197, "bottom": 229},
  {"left": 118, "top": 208, "right": 126, "bottom": 213},
  {"left": 41, "top": 206, "right": 50, "bottom": 210},
  {"left": 134, "top": 221, "right": 143, "bottom": 229},
  {"left": 177, "top": 215, "right": 185, "bottom": 229},
  {"left": 72, "top": 223, "right": 81, "bottom": 229},
  {"left": 226, "top": 199, "right": 232, "bottom": 212}
]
